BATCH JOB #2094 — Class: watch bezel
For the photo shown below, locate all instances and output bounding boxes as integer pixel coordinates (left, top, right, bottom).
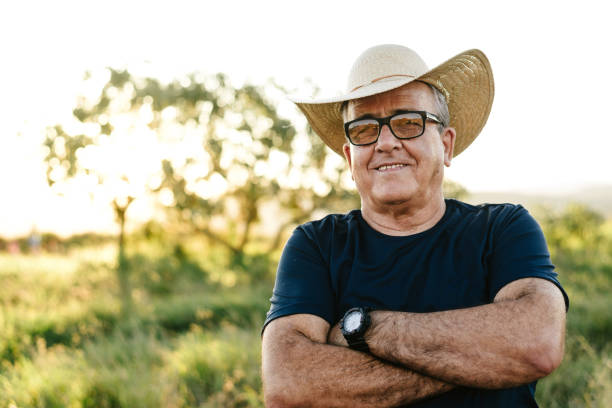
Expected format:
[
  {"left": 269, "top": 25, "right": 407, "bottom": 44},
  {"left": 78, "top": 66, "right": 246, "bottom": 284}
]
[
  {"left": 341, "top": 307, "right": 371, "bottom": 344},
  {"left": 343, "top": 309, "right": 364, "bottom": 335}
]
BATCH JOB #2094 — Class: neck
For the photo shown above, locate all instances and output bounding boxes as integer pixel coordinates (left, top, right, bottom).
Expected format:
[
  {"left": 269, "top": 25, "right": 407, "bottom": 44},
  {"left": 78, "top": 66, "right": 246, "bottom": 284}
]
[{"left": 360, "top": 193, "right": 447, "bottom": 236}]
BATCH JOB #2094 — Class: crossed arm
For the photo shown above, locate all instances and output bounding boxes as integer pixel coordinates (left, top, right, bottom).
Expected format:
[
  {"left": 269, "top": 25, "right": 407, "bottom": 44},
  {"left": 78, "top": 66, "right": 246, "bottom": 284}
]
[{"left": 262, "top": 277, "right": 566, "bottom": 408}]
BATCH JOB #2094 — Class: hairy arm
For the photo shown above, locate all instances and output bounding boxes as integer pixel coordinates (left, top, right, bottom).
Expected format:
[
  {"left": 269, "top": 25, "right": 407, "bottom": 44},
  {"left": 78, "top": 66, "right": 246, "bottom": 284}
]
[
  {"left": 329, "top": 278, "right": 566, "bottom": 389},
  {"left": 262, "top": 313, "right": 454, "bottom": 408}
]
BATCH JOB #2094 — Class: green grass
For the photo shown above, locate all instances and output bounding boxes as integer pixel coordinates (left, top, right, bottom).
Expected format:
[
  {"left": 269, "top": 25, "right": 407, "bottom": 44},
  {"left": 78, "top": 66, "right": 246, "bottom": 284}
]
[
  {"left": 535, "top": 257, "right": 612, "bottom": 407},
  {"left": 0, "top": 227, "right": 610, "bottom": 407},
  {"left": 0, "top": 324, "right": 264, "bottom": 408},
  {"left": 0, "top": 246, "right": 269, "bottom": 407}
]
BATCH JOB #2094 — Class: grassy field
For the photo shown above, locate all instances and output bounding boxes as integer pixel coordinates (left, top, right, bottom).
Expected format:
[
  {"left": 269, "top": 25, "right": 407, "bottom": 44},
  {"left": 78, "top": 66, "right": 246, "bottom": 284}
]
[
  {"left": 0, "top": 242, "right": 270, "bottom": 407},
  {"left": 533, "top": 255, "right": 612, "bottom": 406},
  {"left": 1, "top": 217, "right": 611, "bottom": 407}
]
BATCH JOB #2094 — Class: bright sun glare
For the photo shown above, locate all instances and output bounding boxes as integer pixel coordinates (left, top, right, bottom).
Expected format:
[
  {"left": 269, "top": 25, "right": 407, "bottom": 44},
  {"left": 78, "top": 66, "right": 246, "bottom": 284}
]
[{"left": 1, "top": 1, "right": 611, "bottom": 237}]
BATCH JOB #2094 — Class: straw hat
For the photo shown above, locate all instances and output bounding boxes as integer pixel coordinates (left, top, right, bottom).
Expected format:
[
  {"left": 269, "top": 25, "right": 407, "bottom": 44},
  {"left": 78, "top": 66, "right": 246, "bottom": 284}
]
[{"left": 291, "top": 45, "right": 494, "bottom": 157}]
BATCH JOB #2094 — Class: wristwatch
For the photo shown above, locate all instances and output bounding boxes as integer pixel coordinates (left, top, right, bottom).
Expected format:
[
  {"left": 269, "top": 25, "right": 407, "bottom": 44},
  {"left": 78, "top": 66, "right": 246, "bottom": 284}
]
[{"left": 341, "top": 307, "right": 371, "bottom": 352}]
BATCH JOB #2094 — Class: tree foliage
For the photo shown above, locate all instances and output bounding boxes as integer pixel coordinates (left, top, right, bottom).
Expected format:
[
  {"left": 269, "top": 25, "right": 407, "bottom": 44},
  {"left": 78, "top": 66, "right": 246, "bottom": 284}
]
[
  {"left": 540, "top": 203, "right": 608, "bottom": 265},
  {"left": 443, "top": 179, "right": 469, "bottom": 200},
  {"left": 43, "top": 68, "right": 358, "bottom": 275}
]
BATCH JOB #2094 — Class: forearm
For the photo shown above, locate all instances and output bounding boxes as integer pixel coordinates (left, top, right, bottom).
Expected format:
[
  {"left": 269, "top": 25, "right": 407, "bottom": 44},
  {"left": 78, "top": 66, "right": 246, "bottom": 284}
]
[
  {"left": 366, "top": 281, "right": 566, "bottom": 388},
  {"left": 262, "top": 317, "right": 454, "bottom": 408},
  {"left": 368, "top": 307, "right": 534, "bottom": 388}
]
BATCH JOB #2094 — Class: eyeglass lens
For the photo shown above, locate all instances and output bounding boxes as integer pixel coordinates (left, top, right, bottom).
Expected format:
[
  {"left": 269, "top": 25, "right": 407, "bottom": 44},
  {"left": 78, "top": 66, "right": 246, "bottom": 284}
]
[{"left": 347, "top": 112, "right": 425, "bottom": 145}]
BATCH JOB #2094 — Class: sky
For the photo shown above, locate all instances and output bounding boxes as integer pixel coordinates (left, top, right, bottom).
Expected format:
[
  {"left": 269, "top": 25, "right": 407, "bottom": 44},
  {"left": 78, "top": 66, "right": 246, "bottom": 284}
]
[{"left": 1, "top": 0, "right": 611, "bottom": 238}]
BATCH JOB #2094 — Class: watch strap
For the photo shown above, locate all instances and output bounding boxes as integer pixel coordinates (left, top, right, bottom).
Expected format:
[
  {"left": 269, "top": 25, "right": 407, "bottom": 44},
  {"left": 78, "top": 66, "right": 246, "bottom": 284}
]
[{"left": 346, "top": 336, "right": 370, "bottom": 353}]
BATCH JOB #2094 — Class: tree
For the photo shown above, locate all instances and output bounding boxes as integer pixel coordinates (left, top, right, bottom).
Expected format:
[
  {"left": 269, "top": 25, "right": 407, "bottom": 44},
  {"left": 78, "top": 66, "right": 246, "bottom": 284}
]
[
  {"left": 43, "top": 68, "right": 354, "bottom": 292},
  {"left": 443, "top": 179, "right": 469, "bottom": 200}
]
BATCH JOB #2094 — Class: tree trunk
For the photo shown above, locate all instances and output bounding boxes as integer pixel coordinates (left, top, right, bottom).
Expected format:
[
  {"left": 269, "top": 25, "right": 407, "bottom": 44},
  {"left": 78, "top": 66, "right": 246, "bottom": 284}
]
[{"left": 114, "top": 197, "right": 135, "bottom": 316}]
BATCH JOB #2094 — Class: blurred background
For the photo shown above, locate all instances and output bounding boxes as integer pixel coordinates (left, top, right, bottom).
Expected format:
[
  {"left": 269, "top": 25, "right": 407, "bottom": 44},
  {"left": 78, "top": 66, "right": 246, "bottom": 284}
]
[{"left": 0, "top": 0, "right": 610, "bottom": 406}]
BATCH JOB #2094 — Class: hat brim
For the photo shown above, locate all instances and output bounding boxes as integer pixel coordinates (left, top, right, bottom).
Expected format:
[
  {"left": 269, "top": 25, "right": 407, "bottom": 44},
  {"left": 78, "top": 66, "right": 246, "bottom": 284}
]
[{"left": 292, "top": 49, "right": 494, "bottom": 158}]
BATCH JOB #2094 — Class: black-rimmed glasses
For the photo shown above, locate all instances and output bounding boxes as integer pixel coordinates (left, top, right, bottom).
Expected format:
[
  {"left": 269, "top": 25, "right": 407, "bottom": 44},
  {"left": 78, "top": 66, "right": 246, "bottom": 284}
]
[{"left": 344, "top": 111, "right": 444, "bottom": 146}]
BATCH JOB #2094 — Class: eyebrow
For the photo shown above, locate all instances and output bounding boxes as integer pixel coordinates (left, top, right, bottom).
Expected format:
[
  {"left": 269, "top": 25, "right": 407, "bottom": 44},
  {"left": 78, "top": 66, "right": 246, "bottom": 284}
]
[
  {"left": 351, "top": 113, "right": 377, "bottom": 121},
  {"left": 350, "top": 109, "right": 418, "bottom": 122}
]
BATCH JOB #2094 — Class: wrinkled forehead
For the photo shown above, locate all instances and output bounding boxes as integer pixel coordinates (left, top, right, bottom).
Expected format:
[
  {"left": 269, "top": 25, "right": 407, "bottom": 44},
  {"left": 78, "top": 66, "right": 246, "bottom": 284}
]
[{"left": 344, "top": 81, "right": 436, "bottom": 121}]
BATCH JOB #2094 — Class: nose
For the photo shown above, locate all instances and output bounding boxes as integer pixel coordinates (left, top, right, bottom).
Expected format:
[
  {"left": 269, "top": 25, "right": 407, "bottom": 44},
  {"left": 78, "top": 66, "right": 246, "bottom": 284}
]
[{"left": 375, "top": 124, "right": 401, "bottom": 152}]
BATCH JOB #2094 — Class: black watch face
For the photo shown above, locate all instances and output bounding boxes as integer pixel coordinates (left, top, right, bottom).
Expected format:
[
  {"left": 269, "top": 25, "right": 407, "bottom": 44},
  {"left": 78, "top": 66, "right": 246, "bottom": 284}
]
[{"left": 344, "top": 310, "right": 362, "bottom": 334}]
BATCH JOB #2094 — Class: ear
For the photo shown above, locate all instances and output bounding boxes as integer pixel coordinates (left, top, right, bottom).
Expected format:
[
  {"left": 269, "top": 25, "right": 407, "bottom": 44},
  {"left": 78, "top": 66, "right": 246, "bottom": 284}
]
[
  {"left": 342, "top": 142, "right": 354, "bottom": 180},
  {"left": 441, "top": 127, "right": 456, "bottom": 167}
]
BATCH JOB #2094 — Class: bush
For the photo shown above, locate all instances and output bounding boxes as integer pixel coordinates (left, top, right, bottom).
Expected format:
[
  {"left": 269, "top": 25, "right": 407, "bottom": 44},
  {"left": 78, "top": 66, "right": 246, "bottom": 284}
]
[
  {"left": 170, "top": 326, "right": 263, "bottom": 407},
  {"left": 534, "top": 204, "right": 612, "bottom": 406}
]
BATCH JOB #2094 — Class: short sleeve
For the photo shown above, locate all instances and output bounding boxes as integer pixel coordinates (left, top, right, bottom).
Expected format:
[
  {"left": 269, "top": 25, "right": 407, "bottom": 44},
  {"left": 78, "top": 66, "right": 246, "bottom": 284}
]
[
  {"left": 488, "top": 206, "right": 569, "bottom": 310},
  {"left": 262, "top": 226, "right": 336, "bottom": 333}
]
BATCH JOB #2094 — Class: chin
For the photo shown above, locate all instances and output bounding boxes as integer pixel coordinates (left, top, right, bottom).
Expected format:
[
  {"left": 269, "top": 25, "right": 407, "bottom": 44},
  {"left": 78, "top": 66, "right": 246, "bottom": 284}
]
[
  {"left": 373, "top": 192, "right": 416, "bottom": 206},
  {"left": 374, "top": 184, "right": 417, "bottom": 199}
]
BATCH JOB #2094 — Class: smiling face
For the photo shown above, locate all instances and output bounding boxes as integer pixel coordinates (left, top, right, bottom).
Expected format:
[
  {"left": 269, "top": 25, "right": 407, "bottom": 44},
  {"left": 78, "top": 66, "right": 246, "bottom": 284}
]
[{"left": 343, "top": 81, "right": 456, "bottom": 213}]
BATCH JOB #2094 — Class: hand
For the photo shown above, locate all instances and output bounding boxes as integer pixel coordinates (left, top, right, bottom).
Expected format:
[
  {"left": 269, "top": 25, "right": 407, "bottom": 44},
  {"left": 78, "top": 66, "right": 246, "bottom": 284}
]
[{"left": 327, "top": 321, "right": 348, "bottom": 347}]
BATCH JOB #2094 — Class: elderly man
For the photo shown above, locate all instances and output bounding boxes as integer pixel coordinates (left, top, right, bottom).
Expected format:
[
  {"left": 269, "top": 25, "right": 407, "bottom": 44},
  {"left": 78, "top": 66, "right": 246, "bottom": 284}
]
[{"left": 261, "top": 45, "right": 568, "bottom": 407}]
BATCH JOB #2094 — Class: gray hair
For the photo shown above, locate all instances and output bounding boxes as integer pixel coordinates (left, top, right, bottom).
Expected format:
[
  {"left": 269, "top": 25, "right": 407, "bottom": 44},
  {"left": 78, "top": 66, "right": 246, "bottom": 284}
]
[{"left": 425, "top": 82, "right": 450, "bottom": 130}]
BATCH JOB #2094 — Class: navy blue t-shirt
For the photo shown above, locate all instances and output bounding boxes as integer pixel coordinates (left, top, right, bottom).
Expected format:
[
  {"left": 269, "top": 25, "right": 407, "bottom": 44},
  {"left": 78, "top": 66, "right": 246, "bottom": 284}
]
[{"left": 264, "top": 199, "right": 569, "bottom": 407}]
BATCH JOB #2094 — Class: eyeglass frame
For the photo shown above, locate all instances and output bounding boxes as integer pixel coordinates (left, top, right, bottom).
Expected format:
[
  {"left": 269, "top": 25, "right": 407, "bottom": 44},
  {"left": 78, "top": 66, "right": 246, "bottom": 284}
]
[{"left": 343, "top": 110, "right": 445, "bottom": 146}]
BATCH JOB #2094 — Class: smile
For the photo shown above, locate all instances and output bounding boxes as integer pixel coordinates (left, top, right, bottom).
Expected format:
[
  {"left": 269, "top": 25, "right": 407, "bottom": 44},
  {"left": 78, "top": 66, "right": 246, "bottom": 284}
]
[{"left": 376, "top": 163, "right": 407, "bottom": 171}]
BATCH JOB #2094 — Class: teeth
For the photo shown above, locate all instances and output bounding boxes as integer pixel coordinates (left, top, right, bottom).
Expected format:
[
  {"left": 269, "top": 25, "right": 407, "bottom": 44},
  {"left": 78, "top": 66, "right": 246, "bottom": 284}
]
[{"left": 378, "top": 164, "right": 406, "bottom": 171}]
